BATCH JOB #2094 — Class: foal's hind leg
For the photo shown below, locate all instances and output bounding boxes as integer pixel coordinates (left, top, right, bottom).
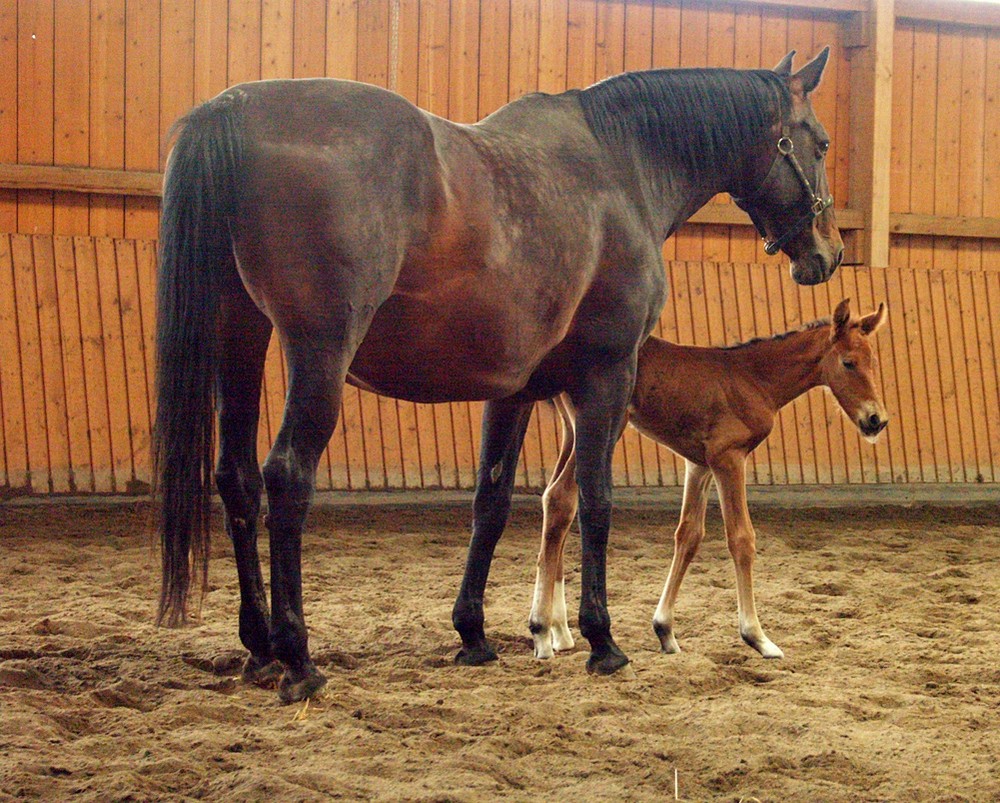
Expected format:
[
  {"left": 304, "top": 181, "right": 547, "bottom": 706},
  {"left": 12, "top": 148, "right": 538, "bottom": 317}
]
[
  {"left": 214, "top": 276, "right": 281, "bottom": 685},
  {"left": 530, "top": 395, "right": 578, "bottom": 659},
  {"left": 453, "top": 398, "right": 534, "bottom": 665},
  {"left": 712, "top": 454, "right": 783, "bottom": 659},
  {"left": 262, "top": 341, "right": 349, "bottom": 702},
  {"left": 652, "top": 460, "right": 712, "bottom": 654}
]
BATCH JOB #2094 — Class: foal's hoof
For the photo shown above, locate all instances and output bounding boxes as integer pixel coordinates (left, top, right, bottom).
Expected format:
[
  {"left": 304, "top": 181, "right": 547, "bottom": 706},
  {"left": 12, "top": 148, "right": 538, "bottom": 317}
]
[
  {"left": 586, "top": 644, "right": 630, "bottom": 675},
  {"left": 454, "top": 641, "right": 498, "bottom": 666},
  {"left": 278, "top": 664, "right": 327, "bottom": 704},
  {"left": 241, "top": 654, "right": 283, "bottom": 687}
]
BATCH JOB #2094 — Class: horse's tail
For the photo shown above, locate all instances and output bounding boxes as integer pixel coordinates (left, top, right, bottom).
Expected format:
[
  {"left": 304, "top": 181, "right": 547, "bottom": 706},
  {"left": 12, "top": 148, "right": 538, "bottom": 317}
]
[{"left": 155, "top": 91, "right": 246, "bottom": 627}]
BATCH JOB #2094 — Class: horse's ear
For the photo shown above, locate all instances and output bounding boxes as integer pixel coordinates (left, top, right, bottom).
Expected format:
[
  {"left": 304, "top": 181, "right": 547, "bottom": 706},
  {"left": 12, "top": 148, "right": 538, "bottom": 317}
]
[
  {"left": 832, "top": 298, "right": 851, "bottom": 340},
  {"left": 792, "top": 46, "right": 830, "bottom": 94},
  {"left": 773, "top": 50, "right": 796, "bottom": 78},
  {"left": 860, "top": 302, "right": 887, "bottom": 336}
]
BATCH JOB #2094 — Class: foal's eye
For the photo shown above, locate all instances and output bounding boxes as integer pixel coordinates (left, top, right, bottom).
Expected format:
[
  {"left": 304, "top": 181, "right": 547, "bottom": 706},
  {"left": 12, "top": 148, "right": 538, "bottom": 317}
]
[{"left": 842, "top": 359, "right": 856, "bottom": 371}]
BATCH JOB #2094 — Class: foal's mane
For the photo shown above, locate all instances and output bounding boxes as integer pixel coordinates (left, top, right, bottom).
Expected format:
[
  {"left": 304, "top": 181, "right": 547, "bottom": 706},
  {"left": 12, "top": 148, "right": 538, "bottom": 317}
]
[
  {"left": 578, "top": 68, "right": 789, "bottom": 178},
  {"left": 721, "top": 317, "right": 831, "bottom": 351}
]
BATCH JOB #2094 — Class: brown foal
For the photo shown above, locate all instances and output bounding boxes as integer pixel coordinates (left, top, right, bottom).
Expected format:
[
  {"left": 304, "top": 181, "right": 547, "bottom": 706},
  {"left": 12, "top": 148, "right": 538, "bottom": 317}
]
[{"left": 530, "top": 298, "right": 888, "bottom": 661}]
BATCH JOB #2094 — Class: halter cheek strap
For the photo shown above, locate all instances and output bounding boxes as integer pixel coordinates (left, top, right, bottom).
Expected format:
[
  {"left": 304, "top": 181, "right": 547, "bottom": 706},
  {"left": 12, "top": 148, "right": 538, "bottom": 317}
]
[{"left": 732, "top": 127, "right": 834, "bottom": 256}]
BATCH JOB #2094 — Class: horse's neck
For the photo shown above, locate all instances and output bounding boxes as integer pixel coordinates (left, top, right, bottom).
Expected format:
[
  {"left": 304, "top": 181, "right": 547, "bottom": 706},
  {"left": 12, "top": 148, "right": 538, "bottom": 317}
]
[{"left": 732, "top": 326, "right": 830, "bottom": 411}]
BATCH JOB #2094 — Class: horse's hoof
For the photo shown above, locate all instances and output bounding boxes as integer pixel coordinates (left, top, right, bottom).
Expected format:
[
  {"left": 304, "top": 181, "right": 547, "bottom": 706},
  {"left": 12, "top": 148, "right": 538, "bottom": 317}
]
[
  {"left": 241, "top": 654, "right": 283, "bottom": 687},
  {"left": 454, "top": 642, "right": 498, "bottom": 666},
  {"left": 586, "top": 645, "right": 630, "bottom": 675},
  {"left": 278, "top": 665, "right": 327, "bottom": 704}
]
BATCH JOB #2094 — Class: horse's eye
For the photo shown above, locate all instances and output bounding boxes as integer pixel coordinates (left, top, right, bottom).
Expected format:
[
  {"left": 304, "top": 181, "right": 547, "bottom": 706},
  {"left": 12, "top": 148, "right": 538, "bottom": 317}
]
[
  {"left": 842, "top": 359, "right": 856, "bottom": 371},
  {"left": 818, "top": 141, "right": 830, "bottom": 157}
]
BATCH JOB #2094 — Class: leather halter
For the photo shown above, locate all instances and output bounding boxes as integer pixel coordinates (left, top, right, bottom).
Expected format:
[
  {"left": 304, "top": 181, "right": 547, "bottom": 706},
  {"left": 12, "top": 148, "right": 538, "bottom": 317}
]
[{"left": 732, "top": 126, "right": 834, "bottom": 256}]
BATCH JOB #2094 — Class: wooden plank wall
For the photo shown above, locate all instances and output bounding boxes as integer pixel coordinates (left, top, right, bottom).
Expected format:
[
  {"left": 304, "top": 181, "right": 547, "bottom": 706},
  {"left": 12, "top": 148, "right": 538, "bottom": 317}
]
[{"left": 0, "top": 0, "right": 997, "bottom": 494}]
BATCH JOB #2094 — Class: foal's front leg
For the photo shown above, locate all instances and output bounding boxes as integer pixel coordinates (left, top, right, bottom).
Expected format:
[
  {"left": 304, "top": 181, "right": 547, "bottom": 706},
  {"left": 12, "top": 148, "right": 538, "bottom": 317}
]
[
  {"left": 652, "top": 460, "right": 712, "bottom": 653},
  {"left": 712, "top": 454, "right": 783, "bottom": 659}
]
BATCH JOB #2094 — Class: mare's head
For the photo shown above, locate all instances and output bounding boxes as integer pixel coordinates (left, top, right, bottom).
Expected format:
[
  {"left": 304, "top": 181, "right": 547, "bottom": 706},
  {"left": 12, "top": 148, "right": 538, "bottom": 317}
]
[
  {"left": 820, "top": 298, "right": 888, "bottom": 442},
  {"left": 734, "top": 48, "right": 844, "bottom": 286}
]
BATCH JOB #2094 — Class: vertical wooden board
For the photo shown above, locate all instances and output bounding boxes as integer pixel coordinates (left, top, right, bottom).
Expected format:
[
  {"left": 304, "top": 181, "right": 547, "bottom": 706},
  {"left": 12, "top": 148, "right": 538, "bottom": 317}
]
[
  {"left": 17, "top": 0, "right": 56, "bottom": 236},
  {"left": 509, "top": 0, "right": 540, "bottom": 100},
  {"left": 979, "top": 271, "right": 1000, "bottom": 481},
  {"left": 796, "top": 270, "right": 834, "bottom": 484},
  {"left": 594, "top": 0, "right": 624, "bottom": 81},
  {"left": 229, "top": 0, "right": 263, "bottom": 85},
  {"left": 448, "top": 0, "right": 481, "bottom": 122},
  {"left": 327, "top": 0, "right": 358, "bottom": 80},
  {"left": 355, "top": 390, "right": 385, "bottom": 487},
  {"left": 339, "top": 386, "right": 370, "bottom": 489},
  {"left": 374, "top": 398, "right": 403, "bottom": 488},
  {"left": 652, "top": 0, "right": 681, "bottom": 265},
  {"left": 134, "top": 240, "right": 157, "bottom": 414},
  {"left": 195, "top": 0, "right": 230, "bottom": 102},
  {"left": 538, "top": 0, "right": 568, "bottom": 94},
  {"left": 779, "top": 260, "right": 813, "bottom": 483},
  {"left": 11, "top": 235, "right": 50, "bottom": 490},
  {"left": 956, "top": 270, "right": 991, "bottom": 482},
  {"left": 890, "top": 24, "right": 914, "bottom": 215},
  {"left": 53, "top": 0, "right": 92, "bottom": 237},
  {"left": 673, "top": 3, "right": 707, "bottom": 262},
  {"left": 32, "top": 236, "right": 70, "bottom": 491},
  {"left": 910, "top": 23, "right": 937, "bottom": 219},
  {"left": 94, "top": 238, "right": 133, "bottom": 489},
  {"left": 767, "top": 262, "right": 805, "bottom": 484},
  {"left": 412, "top": 403, "right": 440, "bottom": 488},
  {"left": 623, "top": 0, "right": 652, "bottom": 73},
  {"left": 114, "top": 240, "right": 153, "bottom": 487},
  {"left": 985, "top": 33, "right": 1000, "bottom": 232},
  {"left": 893, "top": 264, "right": 932, "bottom": 481},
  {"left": 566, "top": 0, "right": 597, "bottom": 90},
  {"left": 811, "top": 16, "right": 842, "bottom": 204},
  {"left": 520, "top": 404, "right": 542, "bottom": 489},
  {"left": 934, "top": 26, "right": 961, "bottom": 220},
  {"left": 393, "top": 400, "right": 421, "bottom": 489},
  {"left": 702, "top": 3, "right": 734, "bottom": 262},
  {"left": 394, "top": 0, "right": 420, "bottom": 103},
  {"left": 419, "top": 0, "right": 452, "bottom": 115},
  {"left": 454, "top": 400, "right": 480, "bottom": 489},
  {"left": 910, "top": 267, "right": 947, "bottom": 480},
  {"left": 294, "top": 0, "right": 327, "bottom": 78},
  {"left": 874, "top": 268, "right": 912, "bottom": 482},
  {"left": 261, "top": 0, "right": 294, "bottom": 78},
  {"left": 933, "top": 267, "right": 972, "bottom": 481},
  {"left": 89, "top": 0, "right": 126, "bottom": 238},
  {"left": 0, "top": 4, "right": 17, "bottom": 231},
  {"left": 125, "top": 0, "right": 161, "bottom": 241},
  {"left": 479, "top": 0, "right": 510, "bottom": 116},
  {"left": 959, "top": 32, "right": 986, "bottom": 220},
  {"left": 424, "top": 403, "right": 452, "bottom": 488},
  {"left": 0, "top": 235, "right": 28, "bottom": 488},
  {"left": 752, "top": 264, "right": 785, "bottom": 483},
  {"left": 74, "top": 237, "right": 113, "bottom": 491},
  {"left": 357, "top": 0, "right": 390, "bottom": 88}
]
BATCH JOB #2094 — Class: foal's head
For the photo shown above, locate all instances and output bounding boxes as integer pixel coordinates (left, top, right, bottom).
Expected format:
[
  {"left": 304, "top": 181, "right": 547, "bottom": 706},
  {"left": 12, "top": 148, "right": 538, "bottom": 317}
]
[
  {"left": 820, "top": 298, "right": 889, "bottom": 442},
  {"left": 734, "top": 48, "right": 844, "bottom": 286}
]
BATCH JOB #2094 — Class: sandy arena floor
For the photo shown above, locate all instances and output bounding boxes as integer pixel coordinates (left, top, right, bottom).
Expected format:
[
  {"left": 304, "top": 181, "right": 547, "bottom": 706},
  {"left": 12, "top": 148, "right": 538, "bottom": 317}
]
[{"left": 1, "top": 497, "right": 998, "bottom": 801}]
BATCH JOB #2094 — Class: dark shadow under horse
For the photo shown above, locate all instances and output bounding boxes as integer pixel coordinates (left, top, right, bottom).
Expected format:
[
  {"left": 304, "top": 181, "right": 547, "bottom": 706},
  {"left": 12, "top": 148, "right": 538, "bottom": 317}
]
[{"left": 155, "top": 49, "right": 842, "bottom": 702}]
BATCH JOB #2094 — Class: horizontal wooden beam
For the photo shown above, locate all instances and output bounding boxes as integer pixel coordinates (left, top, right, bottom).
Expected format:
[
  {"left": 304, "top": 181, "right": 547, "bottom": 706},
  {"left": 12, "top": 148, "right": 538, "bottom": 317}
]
[
  {"left": 688, "top": 203, "right": 866, "bottom": 231},
  {"left": 889, "top": 213, "right": 1000, "bottom": 239},
  {"left": 895, "top": 0, "right": 1000, "bottom": 29},
  {"left": 713, "top": 0, "right": 868, "bottom": 12},
  {"left": 0, "top": 163, "right": 162, "bottom": 197}
]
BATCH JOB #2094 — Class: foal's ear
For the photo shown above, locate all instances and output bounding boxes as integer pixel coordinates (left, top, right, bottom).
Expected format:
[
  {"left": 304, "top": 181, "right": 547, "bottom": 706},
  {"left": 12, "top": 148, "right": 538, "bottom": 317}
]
[
  {"left": 832, "top": 298, "right": 852, "bottom": 340},
  {"left": 792, "top": 46, "right": 830, "bottom": 94},
  {"left": 773, "top": 50, "right": 796, "bottom": 78},
  {"left": 860, "top": 302, "right": 887, "bottom": 336}
]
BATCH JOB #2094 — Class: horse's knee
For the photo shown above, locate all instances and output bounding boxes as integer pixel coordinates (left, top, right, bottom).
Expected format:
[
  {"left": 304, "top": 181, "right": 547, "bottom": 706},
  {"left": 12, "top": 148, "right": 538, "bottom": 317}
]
[{"left": 215, "top": 463, "right": 262, "bottom": 521}]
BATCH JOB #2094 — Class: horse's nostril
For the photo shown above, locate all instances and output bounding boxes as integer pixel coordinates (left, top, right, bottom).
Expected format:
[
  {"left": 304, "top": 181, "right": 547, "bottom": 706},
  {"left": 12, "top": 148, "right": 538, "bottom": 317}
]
[{"left": 868, "top": 414, "right": 880, "bottom": 428}]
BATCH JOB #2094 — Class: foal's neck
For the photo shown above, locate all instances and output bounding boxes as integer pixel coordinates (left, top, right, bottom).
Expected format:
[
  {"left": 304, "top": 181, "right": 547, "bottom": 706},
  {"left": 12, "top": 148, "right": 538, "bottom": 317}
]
[{"left": 729, "top": 323, "right": 831, "bottom": 412}]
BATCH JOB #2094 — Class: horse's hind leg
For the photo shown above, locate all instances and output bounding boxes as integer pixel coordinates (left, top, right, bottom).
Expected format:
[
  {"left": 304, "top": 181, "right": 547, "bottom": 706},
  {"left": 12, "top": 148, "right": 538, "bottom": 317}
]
[
  {"left": 453, "top": 398, "right": 534, "bottom": 665},
  {"left": 214, "top": 275, "right": 280, "bottom": 685},
  {"left": 262, "top": 338, "right": 349, "bottom": 703},
  {"left": 530, "top": 395, "right": 579, "bottom": 659},
  {"left": 652, "top": 460, "right": 712, "bottom": 654}
]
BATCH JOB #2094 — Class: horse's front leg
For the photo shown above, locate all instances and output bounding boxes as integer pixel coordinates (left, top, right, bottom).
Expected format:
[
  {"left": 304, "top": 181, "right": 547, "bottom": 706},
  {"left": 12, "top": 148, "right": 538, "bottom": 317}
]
[
  {"left": 570, "top": 363, "right": 635, "bottom": 675},
  {"left": 262, "top": 343, "right": 346, "bottom": 702},
  {"left": 214, "top": 280, "right": 281, "bottom": 685},
  {"left": 453, "top": 398, "right": 534, "bottom": 665},
  {"left": 652, "top": 460, "right": 712, "bottom": 654},
  {"left": 712, "top": 454, "right": 783, "bottom": 659},
  {"left": 530, "top": 395, "right": 578, "bottom": 659}
]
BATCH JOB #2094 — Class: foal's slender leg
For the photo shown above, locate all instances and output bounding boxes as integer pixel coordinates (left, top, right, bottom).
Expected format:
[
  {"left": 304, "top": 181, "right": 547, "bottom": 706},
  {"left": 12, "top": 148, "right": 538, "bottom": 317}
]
[
  {"left": 263, "top": 342, "right": 349, "bottom": 702},
  {"left": 712, "top": 454, "right": 783, "bottom": 659},
  {"left": 214, "top": 279, "right": 279, "bottom": 684},
  {"left": 570, "top": 362, "right": 635, "bottom": 675},
  {"left": 652, "top": 460, "right": 712, "bottom": 654},
  {"left": 530, "top": 395, "right": 579, "bottom": 659},
  {"left": 453, "top": 398, "right": 534, "bottom": 665}
]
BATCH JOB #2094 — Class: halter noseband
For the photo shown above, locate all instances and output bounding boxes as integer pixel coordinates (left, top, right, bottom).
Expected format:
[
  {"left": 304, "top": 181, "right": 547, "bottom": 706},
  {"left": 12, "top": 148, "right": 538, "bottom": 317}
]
[{"left": 732, "top": 126, "right": 834, "bottom": 256}]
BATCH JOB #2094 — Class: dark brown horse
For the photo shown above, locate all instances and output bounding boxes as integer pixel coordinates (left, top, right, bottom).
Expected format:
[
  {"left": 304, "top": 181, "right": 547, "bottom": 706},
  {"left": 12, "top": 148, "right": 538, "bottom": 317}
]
[{"left": 155, "top": 49, "right": 842, "bottom": 702}]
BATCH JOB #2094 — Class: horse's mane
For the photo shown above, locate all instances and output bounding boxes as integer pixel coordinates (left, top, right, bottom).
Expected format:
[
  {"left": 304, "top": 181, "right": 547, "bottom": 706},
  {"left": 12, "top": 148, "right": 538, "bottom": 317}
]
[
  {"left": 721, "top": 316, "right": 831, "bottom": 351},
  {"left": 578, "top": 68, "right": 788, "bottom": 178}
]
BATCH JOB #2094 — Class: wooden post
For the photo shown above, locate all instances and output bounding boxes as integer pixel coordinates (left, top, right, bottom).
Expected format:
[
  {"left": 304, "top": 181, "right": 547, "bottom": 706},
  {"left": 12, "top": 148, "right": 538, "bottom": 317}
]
[{"left": 846, "top": 0, "right": 894, "bottom": 268}]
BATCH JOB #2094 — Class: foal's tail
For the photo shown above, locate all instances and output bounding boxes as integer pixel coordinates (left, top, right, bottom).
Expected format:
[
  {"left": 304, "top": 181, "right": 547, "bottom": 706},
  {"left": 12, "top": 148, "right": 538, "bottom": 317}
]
[{"left": 154, "top": 92, "right": 246, "bottom": 627}]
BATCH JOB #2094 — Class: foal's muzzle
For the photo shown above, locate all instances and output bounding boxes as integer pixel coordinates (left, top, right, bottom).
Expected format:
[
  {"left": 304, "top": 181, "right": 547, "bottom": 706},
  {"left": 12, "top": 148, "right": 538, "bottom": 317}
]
[{"left": 858, "top": 413, "right": 888, "bottom": 440}]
